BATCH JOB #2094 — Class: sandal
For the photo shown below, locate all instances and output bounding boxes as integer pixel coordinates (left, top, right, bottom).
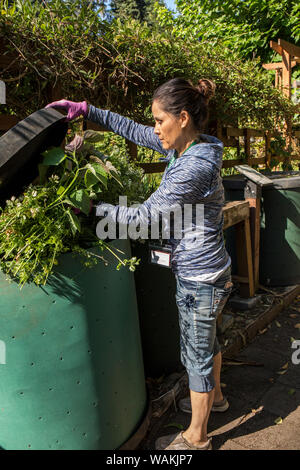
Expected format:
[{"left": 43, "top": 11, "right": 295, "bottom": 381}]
[{"left": 155, "top": 431, "right": 212, "bottom": 450}]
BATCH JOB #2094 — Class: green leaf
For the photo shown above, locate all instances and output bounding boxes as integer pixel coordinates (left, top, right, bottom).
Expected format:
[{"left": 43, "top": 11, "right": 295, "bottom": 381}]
[
  {"left": 66, "top": 209, "right": 81, "bottom": 236},
  {"left": 84, "top": 170, "right": 99, "bottom": 189},
  {"left": 9, "top": 3, "right": 16, "bottom": 15},
  {"left": 91, "top": 162, "right": 108, "bottom": 178},
  {"left": 68, "top": 189, "right": 90, "bottom": 216},
  {"left": 42, "top": 147, "right": 66, "bottom": 166},
  {"left": 84, "top": 163, "right": 108, "bottom": 188},
  {"left": 88, "top": 182, "right": 103, "bottom": 196},
  {"left": 89, "top": 150, "right": 107, "bottom": 162},
  {"left": 83, "top": 130, "right": 105, "bottom": 143},
  {"left": 57, "top": 186, "right": 66, "bottom": 196}
]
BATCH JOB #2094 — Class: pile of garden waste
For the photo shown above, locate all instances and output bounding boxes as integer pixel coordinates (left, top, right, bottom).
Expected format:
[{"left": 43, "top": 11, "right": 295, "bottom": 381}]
[{"left": 0, "top": 130, "right": 156, "bottom": 287}]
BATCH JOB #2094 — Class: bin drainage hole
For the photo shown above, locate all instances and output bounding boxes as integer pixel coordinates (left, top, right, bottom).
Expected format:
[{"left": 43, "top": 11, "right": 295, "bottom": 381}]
[
  {"left": 82, "top": 433, "right": 87, "bottom": 437},
  {"left": 39, "top": 417, "right": 42, "bottom": 420},
  {"left": 41, "top": 332, "right": 46, "bottom": 336},
  {"left": 67, "top": 411, "right": 71, "bottom": 415},
  {"left": 49, "top": 388, "right": 53, "bottom": 392},
  {"left": 70, "top": 326, "right": 74, "bottom": 329},
  {"left": 28, "top": 444, "right": 31, "bottom": 448},
  {"left": 12, "top": 336, "right": 15, "bottom": 340},
  {"left": 93, "top": 402, "right": 97, "bottom": 407},
  {"left": 88, "top": 350, "right": 91, "bottom": 354},
  {"left": 20, "top": 392, "right": 24, "bottom": 395},
  {"left": 31, "top": 363, "right": 34, "bottom": 366},
  {"left": 60, "top": 357, "right": 63, "bottom": 361},
  {"left": 77, "top": 380, "right": 81, "bottom": 385},
  {"left": 52, "top": 300, "right": 56, "bottom": 304}
]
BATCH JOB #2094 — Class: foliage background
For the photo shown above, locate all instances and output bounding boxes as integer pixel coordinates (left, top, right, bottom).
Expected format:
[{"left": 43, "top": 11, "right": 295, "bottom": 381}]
[
  {"left": 156, "top": 0, "right": 300, "bottom": 63},
  {"left": 0, "top": 0, "right": 296, "bottom": 132}
]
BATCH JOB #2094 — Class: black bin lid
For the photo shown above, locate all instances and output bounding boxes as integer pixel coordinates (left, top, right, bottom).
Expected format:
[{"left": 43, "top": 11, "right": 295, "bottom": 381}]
[
  {"left": 0, "top": 108, "right": 68, "bottom": 204},
  {"left": 223, "top": 172, "right": 300, "bottom": 191}
]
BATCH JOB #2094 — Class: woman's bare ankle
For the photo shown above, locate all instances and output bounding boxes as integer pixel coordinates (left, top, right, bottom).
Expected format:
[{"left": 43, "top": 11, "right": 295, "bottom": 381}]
[{"left": 213, "top": 390, "right": 223, "bottom": 403}]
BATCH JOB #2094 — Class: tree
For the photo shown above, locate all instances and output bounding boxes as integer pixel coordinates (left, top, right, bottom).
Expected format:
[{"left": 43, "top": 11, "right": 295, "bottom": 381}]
[
  {"left": 79, "top": 0, "right": 106, "bottom": 14},
  {"left": 109, "top": 0, "right": 165, "bottom": 25},
  {"left": 157, "top": 0, "right": 300, "bottom": 63},
  {"left": 0, "top": 0, "right": 296, "bottom": 131}
]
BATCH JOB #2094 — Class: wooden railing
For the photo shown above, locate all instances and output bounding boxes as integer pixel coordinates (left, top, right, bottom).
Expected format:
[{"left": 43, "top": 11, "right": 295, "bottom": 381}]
[
  {"left": 84, "top": 120, "right": 300, "bottom": 173},
  {"left": 216, "top": 124, "right": 300, "bottom": 169},
  {"left": 1, "top": 116, "right": 299, "bottom": 172},
  {"left": 88, "top": 120, "right": 300, "bottom": 172}
]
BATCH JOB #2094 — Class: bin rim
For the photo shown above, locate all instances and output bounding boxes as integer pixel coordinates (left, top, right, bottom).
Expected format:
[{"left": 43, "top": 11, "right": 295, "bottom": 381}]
[{"left": 222, "top": 171, "right": 300, "bottom": 190}]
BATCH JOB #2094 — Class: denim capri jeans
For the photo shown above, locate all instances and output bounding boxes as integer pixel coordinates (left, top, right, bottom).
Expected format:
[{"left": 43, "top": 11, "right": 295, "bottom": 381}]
[{"left": 175, "top": 266, "right": 232, "bottom": 393}]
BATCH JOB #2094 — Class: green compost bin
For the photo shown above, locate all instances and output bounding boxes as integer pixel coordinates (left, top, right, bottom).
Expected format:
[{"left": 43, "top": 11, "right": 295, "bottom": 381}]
[
  {"left": 223, "top": 171, "right": 300, "bottom": 286},
  {"left": 0, "top": 239, "right": 146, "bottom": 450}
]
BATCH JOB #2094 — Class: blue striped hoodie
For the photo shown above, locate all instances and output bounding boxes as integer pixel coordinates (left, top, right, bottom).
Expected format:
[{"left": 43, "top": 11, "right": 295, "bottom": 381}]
[{"left": 88, "top": 106, "right": 231, "bottom": 279}]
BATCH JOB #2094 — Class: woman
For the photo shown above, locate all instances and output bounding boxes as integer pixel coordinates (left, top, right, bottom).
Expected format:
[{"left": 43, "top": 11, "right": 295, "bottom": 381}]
[{"left": 46, "top": 78, "right": 232, "bottom": 451}]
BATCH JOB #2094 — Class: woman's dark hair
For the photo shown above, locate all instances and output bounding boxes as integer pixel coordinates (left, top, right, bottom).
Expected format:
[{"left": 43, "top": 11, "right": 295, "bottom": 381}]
[{"left": 152, "top": 78, "right": 215, "bottom": 131}]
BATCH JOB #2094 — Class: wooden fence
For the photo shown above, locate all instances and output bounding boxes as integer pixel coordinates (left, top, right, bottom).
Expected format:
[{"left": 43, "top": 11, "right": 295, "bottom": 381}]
[
  {"left": 85, "top": 119, "right": 300, "bottom": 173},
  {"left": 1, "top": 113, "right": 299, "bottom": 173}
]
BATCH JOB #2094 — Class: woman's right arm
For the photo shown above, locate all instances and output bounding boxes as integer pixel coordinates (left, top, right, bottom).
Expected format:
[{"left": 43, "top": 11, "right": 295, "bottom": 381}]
[
  {"left": 88, "top": 105, "right": 167, "bottom": 156},
  {"left": 45, "top": 99, "right": 167, "bottom": 156}
]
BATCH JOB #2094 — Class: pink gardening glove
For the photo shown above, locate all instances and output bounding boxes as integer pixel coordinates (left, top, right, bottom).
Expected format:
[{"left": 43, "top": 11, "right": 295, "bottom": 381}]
[{"left": 45, "top": 99, "right": 88, "bottom": 121}]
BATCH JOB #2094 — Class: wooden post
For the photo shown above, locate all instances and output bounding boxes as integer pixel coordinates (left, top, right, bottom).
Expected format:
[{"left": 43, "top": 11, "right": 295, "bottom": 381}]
[
  {"left": 216, "top": 119, "right": 223, "bottom": 140},
  {"left": 275, "top": 69, "right": 282, "bottom": 90},
  {"left": 244, "top": 181, "right": 261, "bottom": 291},
  {"left": 235, "top": 218, "right": 255, "bottom": 298},
  {"left": 282, "top": 48, "right": 293, "bottom": 152},
  {"left": 282, "top": 48, "right": 292, "bottom": 99},
  {"left": 244, "top": 128, "right": 251, "bottom": 165},
  {"left": 126, "top": 139, "right": 138, "bottom": 160},
  {"left": 265, "top": 131, "right": 271, "bottom": 168}
]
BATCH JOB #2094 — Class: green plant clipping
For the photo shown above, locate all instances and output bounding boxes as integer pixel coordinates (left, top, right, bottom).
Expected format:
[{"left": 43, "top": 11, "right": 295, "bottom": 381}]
[
  {"left": 66, "top": 209, "right": 81, "bottom": 237},
  {"left": 69, "top": 189, "right": 91, "bottom": 216},
  {"left": 0, "top": 131, "right": 143, "bottom": 287},
  {"left": 42, "top": 147, "right": 66, "bottom": 166}
]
